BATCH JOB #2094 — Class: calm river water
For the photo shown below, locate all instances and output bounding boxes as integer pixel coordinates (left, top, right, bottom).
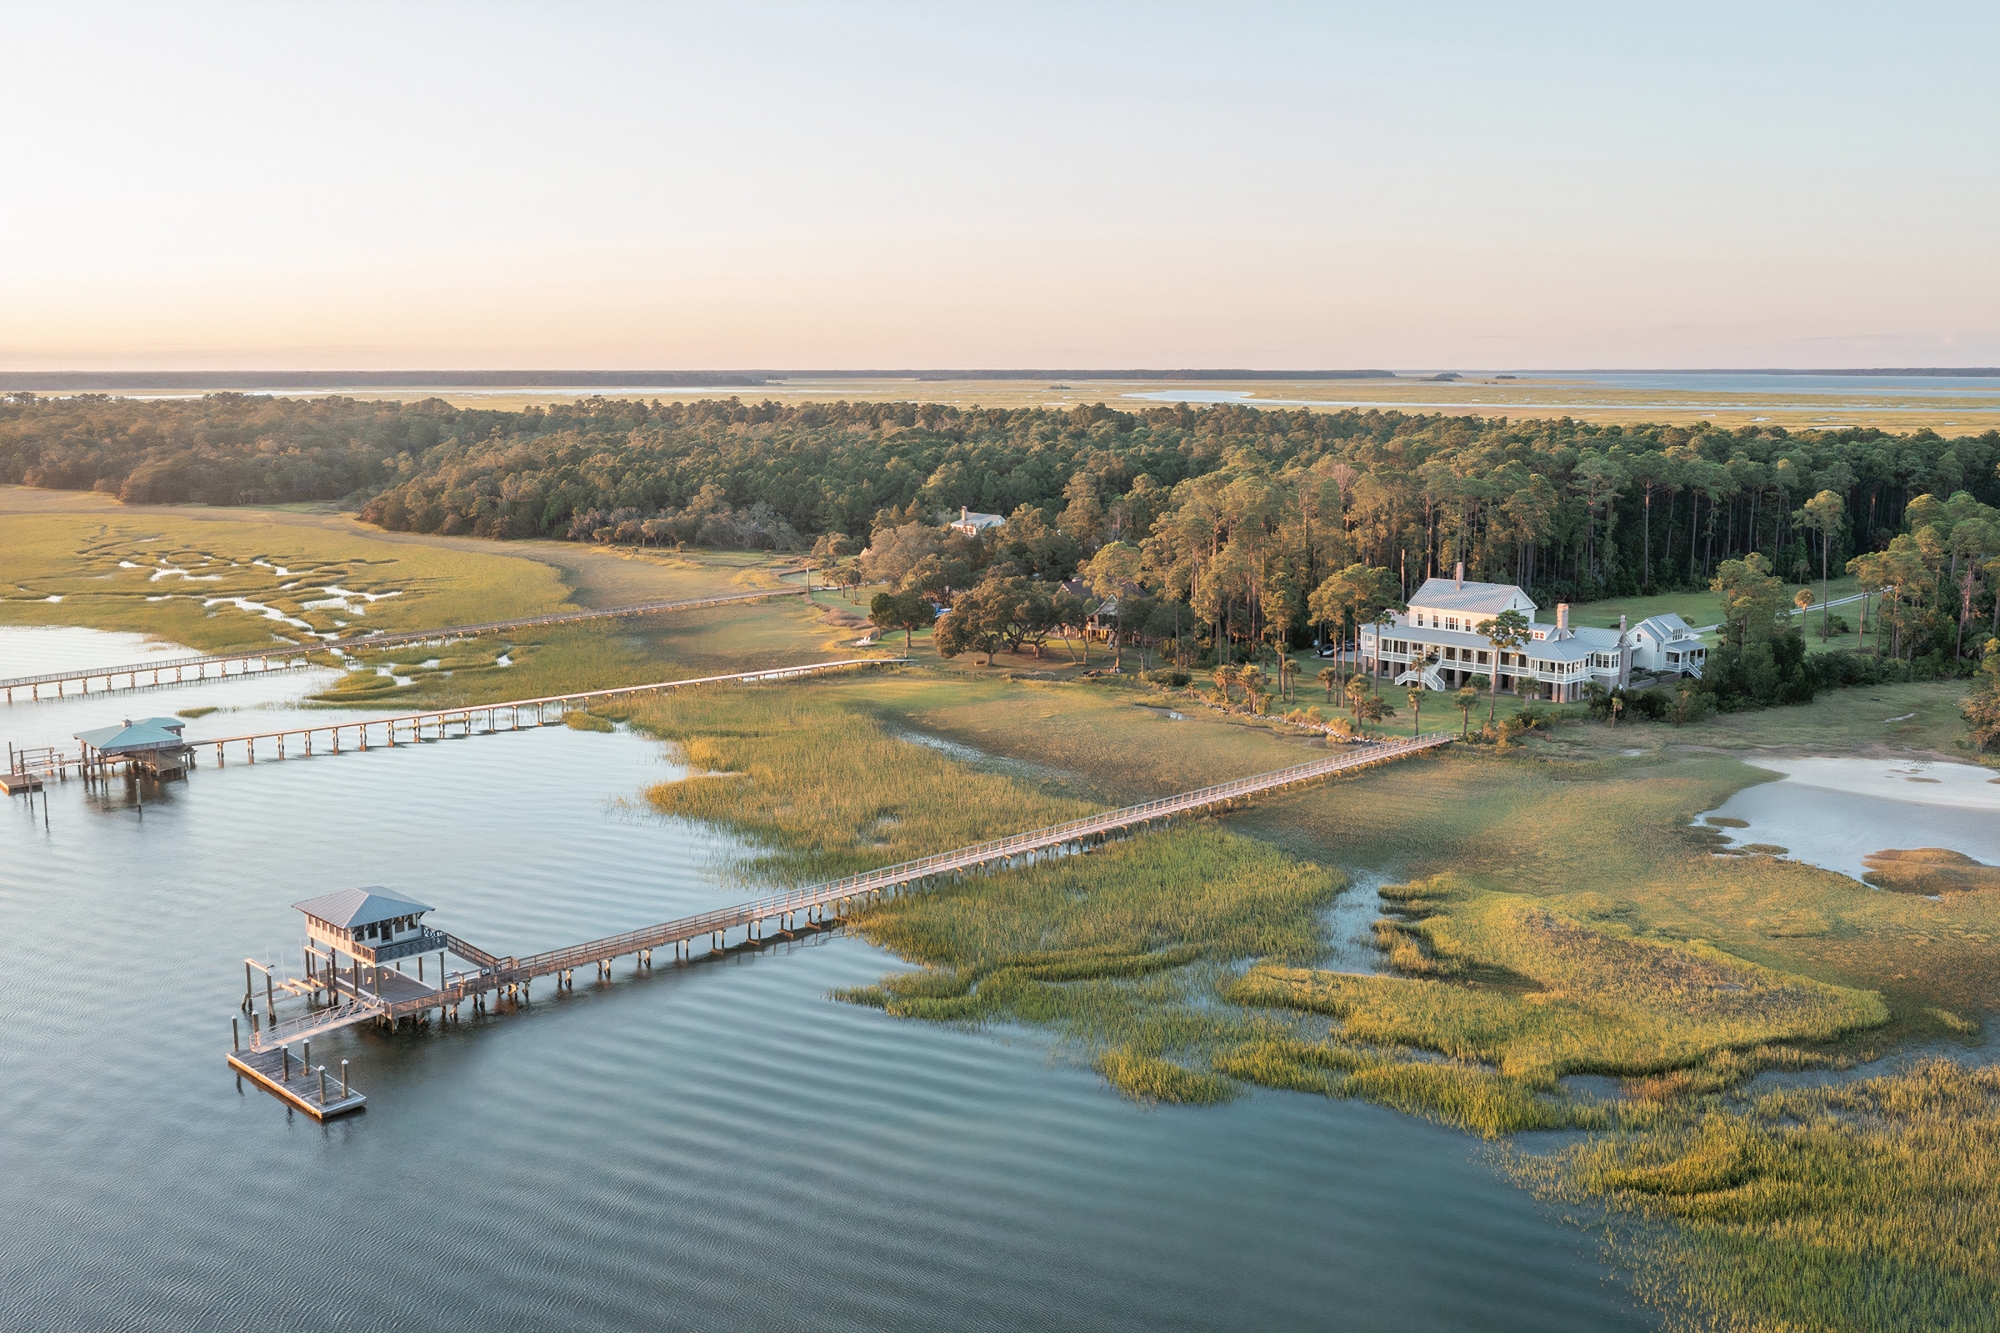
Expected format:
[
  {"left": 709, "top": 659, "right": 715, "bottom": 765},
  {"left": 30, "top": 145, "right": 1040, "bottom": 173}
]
[{"left": 0, "top": 627, "right": 1652, "bottom": 1331}]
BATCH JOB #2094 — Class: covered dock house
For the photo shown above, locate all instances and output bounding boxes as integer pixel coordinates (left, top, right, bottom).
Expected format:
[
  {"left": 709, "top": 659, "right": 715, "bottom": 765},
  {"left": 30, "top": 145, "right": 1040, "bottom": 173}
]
[
  {"left": 295, "top": 887, "right": 445, "bottom": 964},
  {"left": 74, "top": 716, "right": 194, "bottom": 779}
]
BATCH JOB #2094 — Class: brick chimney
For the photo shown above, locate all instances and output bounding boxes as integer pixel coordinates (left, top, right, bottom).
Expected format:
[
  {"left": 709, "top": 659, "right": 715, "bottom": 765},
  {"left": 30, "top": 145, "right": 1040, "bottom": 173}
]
[
  {"left": 1556, "top": 603, "right": 1570, "bottom": 632},
  {"left": 1453, "top": 560, "right": 1464, "bottom": 588}
]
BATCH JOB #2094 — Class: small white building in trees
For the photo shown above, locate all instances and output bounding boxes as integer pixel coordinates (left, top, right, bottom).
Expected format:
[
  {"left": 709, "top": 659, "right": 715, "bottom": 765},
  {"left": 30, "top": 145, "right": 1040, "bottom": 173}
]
[
  {"left": 1358, "top": 566, "right": 1706, "bottom": 701},
  {"left": 948, "top": 506, "right": 1005, "bottom": 537}
]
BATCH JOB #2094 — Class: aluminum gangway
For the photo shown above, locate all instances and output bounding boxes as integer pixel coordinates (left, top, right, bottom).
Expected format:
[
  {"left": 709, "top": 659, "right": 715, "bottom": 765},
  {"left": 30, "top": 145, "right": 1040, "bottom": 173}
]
[{"left": 2, "top": 586, "right": 808, "bottom": 702}]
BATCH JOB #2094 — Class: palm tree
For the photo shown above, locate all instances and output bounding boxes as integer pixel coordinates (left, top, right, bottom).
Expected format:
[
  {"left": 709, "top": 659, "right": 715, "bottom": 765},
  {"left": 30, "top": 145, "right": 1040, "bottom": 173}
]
[
  {"left": 1483, "top": 609, "right": 1532, "bottom": 727},
  {"left": 1794, "top": 587, "right": 1815, "bottom": 626},
  {"left": 1318, "top": 665, "right": 1339, "bottom": 701},
  {"left": 1454, "top": 684, "right": 1479, "bottom": 738},
  {"left": 1344, "top": 673, "right": 1372, "bottom": 729},
  {"left": 1212, "top": 663, "right": 1240, "bottom": 705},
  {"left": 1240, "top": 665, "right": 1269, "bottom": 713},
  {"left": 1407, "top": 687, "right": 1424, "bottom": 736}
]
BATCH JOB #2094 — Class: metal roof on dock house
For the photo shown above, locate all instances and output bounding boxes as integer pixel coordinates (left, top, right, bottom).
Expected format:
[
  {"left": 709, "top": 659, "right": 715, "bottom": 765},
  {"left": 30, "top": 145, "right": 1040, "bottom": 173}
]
[
  {"left": 293, "top": 887, "right": 435, "bottom": 930},
  {"left": 73, "top": 717, "right": 188, "bottom": 755}
]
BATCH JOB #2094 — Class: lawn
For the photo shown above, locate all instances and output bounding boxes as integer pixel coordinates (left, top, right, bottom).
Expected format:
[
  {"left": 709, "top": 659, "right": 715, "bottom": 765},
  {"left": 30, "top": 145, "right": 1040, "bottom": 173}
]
[{"left": 1568, "top": 574, "right": 1863, "bottom": 639}]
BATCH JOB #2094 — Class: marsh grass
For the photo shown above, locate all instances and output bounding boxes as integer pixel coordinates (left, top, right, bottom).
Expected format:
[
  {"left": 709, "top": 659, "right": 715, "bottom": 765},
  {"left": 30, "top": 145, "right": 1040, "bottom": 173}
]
[
  {"left": 1095, "top": 1048, "right": 1239, "bottom": 1105},
  {"left": 0, "top": 511, "right": 573, "bottom": 650},
  {"left": 1228, "top": 877, "right": 1886, "bottom": 1086},
  {"left": 632, "top": 685, "right": 1092, "bottom": 885},
  {"left": 1521, "top": 1060, "right": 2000, "bottom": 1330},
  {"left": 1863, "top": 848, "right": 2000, "bottom": 895}
]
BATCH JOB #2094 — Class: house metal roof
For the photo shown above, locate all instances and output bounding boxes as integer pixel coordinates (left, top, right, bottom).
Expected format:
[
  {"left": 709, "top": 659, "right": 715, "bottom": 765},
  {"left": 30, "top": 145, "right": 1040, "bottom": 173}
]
[
  {"left": 293, "top": 887, "right": 434, "bottom": 929},
  {"left": 1405, "top": 577, "right": 1538, "bottom": 616},
  {"left": 1367, "top": 618, "right": 1620, "bottom": 662},
  {"left": 1634, "top": 613, "right": 1697, "bottom": 640},
  {"left": 73, "top": 717, "right": 189, "bottom": 755}
]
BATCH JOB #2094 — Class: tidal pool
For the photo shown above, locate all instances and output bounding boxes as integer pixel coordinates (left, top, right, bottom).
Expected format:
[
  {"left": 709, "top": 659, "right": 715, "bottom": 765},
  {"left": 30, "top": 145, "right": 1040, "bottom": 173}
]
[
  {"left": 1701, "top": 756, "right": 2000, "bottom": 881},
  {"left": 0, "top": 627, "right": 1653, "bottom": 1331}
]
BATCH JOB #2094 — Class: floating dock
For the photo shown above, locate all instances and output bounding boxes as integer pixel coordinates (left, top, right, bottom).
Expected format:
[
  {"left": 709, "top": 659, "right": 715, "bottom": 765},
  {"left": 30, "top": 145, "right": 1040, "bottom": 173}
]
[{"left": 227, "top": 1044, "right": 366, "bottom": 1120}]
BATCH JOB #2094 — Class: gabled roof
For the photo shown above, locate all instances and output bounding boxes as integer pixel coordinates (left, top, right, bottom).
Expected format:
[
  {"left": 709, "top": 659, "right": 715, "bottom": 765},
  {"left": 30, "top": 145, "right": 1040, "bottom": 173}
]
[
  {"left": 293, "top": 887, "right": 434, "bottom": 929},
  {"left": 1406, "top": 577, "right": 1537, "bottom": 617},
  {"left": 1634, "top": 613, "right": 1696, "bottom": 640},
  {"left": 74, "top": 717, "right": 190, "bottom": 755}
]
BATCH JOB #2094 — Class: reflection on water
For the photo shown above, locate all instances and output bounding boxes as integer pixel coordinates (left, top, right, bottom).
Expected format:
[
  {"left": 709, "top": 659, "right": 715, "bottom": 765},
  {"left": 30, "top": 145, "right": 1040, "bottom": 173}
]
[
  {"left": 1701, "top": 757, "right": 2000, "bottom": 881},
  {"left": 1320, "top": 870, "right": 1394, "bottom": 975},
  {"left": 0, "top": 627, "right": 1652, "bottom": 1332}
]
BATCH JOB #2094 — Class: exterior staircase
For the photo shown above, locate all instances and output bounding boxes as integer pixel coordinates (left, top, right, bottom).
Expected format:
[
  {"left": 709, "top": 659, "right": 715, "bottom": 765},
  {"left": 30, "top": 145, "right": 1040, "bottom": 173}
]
[{"left": 1395, "top": 662, "right": 1445, "bottom": 691}]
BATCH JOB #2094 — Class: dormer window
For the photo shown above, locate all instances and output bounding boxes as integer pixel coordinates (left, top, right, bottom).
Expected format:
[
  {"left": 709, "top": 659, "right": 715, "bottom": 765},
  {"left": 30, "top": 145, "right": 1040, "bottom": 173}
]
[{"left": 1445, "top": 617, "right": 1459, "bottom": 631}]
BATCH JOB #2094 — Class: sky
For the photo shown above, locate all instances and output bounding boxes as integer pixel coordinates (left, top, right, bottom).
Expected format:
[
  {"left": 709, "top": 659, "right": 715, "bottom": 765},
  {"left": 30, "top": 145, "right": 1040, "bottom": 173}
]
[{"left": 4, "top": 1, "right": 1997, "bottom": 372}]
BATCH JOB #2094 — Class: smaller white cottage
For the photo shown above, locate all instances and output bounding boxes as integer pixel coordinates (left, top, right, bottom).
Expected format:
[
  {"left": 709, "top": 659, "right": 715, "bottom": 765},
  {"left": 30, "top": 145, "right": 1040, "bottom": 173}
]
[{"left": 1628, "top": 614, "right": 1708, "bottom": 679}]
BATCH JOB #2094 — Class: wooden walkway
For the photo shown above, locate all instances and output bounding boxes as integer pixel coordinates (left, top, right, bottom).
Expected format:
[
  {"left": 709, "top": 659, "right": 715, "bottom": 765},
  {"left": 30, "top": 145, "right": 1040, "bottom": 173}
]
[
  {"left": 192, "top": 657, "right": 902, "bottom": 766},
  {"left": 1, "top": 586, "right": 807, "bottom": 703},
  {"left": 239, "top": 730, "right": 1454, "bottom": 1065}
]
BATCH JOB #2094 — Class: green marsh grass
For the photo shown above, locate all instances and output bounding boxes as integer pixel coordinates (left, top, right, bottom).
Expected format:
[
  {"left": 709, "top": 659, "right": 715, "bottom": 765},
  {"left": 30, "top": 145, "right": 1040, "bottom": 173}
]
[
  {"left": 0, "top": 511, "right": 575, "bottom": 650},
  {"left": 1227, "top": 876, "right": 1887, "bottom": 1084},
  {"left": 1521, "top": 1060, "right": 2000, "bottom": 1331}
]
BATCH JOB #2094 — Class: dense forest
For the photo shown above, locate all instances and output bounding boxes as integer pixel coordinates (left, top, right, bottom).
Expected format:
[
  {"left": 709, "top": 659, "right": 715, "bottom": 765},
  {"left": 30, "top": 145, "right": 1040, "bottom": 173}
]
[{"left": 4, "top": 391, "right": 1996, "bottom": 694}]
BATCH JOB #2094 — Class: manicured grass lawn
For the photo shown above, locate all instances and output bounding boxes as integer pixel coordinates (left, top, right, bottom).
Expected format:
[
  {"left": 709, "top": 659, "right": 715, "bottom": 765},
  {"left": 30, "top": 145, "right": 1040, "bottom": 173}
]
[{"left": 1570, "top": 574, "right": 1863, "bottom": 637}]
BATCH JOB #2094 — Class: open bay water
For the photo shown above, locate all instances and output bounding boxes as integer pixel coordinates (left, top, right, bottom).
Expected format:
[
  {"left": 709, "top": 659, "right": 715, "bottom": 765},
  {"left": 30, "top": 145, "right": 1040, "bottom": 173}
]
[{"left": 0, "top": 628, "right": 1653, "bottom": 1331}]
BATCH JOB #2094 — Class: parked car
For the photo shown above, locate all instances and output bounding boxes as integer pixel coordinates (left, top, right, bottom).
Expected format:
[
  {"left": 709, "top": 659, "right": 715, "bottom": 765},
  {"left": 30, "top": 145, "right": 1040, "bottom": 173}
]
[{"left": 1314, "top": 640, "right": 1355, "bottom": 659}]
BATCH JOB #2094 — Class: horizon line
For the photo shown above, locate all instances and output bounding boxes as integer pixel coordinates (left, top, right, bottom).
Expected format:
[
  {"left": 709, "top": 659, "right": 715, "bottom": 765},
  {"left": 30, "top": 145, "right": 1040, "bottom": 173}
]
[{"left": 5, "top": 366, "right": 2000, "bottom": 391}]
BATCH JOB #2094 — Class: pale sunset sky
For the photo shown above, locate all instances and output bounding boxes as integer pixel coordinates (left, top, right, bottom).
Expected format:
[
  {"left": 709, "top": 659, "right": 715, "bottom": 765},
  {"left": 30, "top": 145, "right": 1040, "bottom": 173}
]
[{"left": 4, "top": 1, "right": 1995, "bottom": 371}]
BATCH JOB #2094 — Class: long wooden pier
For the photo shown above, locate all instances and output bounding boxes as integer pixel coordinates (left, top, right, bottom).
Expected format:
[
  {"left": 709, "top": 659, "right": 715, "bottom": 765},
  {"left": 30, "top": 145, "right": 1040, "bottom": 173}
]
[
  {"left": 236, "top": 731, "right": 1454, "bottom": 1072},
  {"left": 1, "top": 586, "right": 807, "bottom": 703},
  {"left": 186, "top": 657, "right": 902, "bottom": 767}
]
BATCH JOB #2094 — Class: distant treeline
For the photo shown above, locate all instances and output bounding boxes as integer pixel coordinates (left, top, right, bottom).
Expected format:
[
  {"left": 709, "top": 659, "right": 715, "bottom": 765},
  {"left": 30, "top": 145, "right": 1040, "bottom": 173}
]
[{"left": 3, "top": 391, "right": 1996, "bottom": 614}]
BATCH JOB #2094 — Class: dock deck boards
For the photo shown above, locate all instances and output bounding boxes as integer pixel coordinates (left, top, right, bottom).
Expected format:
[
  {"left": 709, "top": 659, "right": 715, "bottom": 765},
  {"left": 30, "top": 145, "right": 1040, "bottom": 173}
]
[{"left": 228, "top": 1045, "right": 366, "bottom": 1120}]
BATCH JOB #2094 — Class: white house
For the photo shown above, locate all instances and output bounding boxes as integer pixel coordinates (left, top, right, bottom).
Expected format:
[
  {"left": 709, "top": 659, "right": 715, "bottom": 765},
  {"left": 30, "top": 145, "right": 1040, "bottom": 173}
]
[
  {"left": 1357, "top": 565, "right": 1705, "bottom": 702},
  {"left": 1628, "top": 613, "right": 1708, "bottom": 679},
  {"left": 948, "top": 506, "right": 1005, "bottom": 537}
]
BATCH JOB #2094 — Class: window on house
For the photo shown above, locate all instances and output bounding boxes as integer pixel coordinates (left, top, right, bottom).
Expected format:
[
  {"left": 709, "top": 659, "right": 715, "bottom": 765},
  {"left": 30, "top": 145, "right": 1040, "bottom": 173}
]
[
  {"left": 1446, "top": 618, "right": 1459, "bottom": 631},
  {"left": 1477, "top": 651, "right": 1489, "bottom": 664}
]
